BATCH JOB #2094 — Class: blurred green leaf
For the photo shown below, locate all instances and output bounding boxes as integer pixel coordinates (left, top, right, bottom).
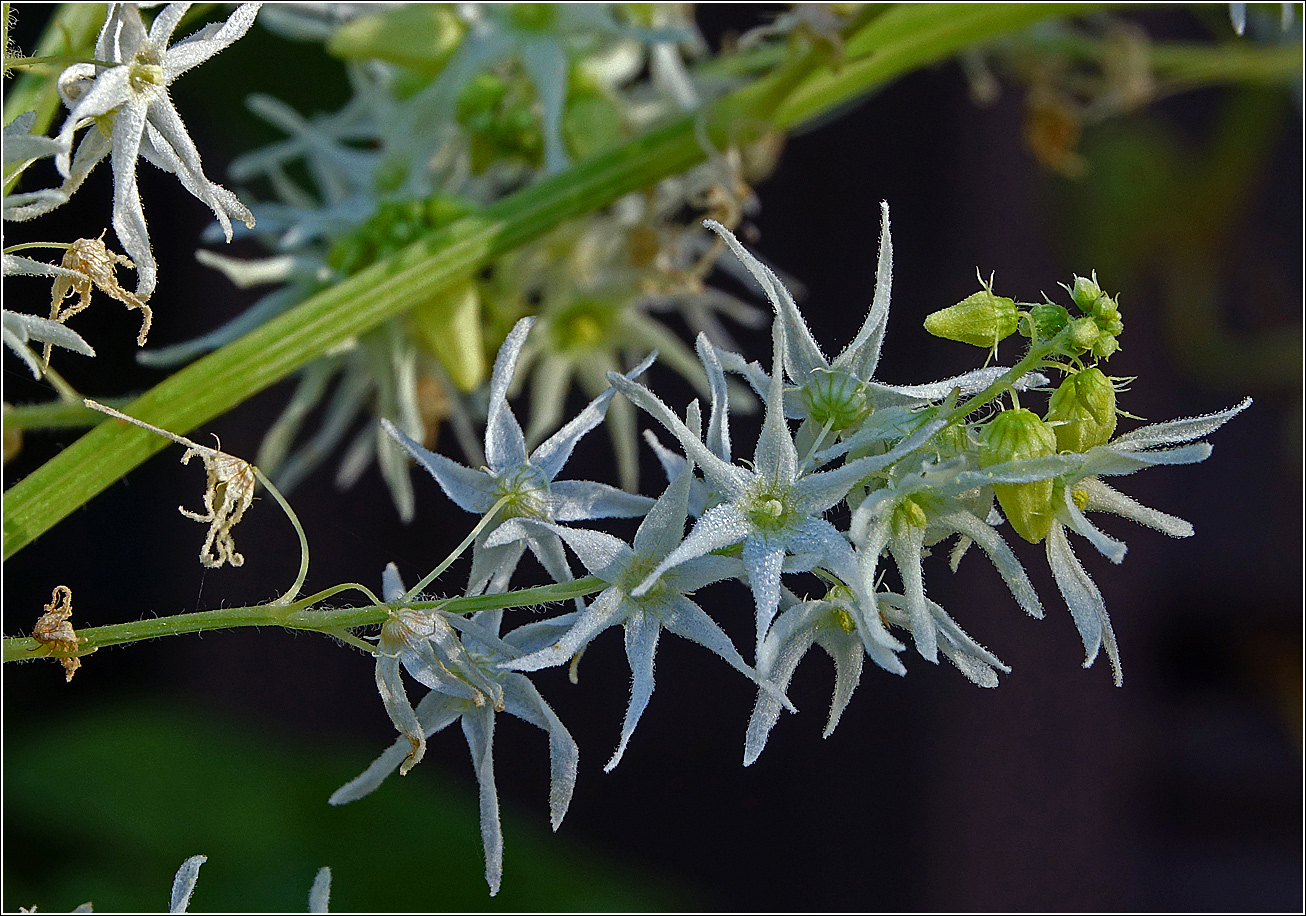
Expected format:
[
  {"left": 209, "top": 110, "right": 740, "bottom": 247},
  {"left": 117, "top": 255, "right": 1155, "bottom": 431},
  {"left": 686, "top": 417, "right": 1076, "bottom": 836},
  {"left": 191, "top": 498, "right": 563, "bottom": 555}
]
[{"left": 3, "top": 702, "right": 690, "bottom": 912}]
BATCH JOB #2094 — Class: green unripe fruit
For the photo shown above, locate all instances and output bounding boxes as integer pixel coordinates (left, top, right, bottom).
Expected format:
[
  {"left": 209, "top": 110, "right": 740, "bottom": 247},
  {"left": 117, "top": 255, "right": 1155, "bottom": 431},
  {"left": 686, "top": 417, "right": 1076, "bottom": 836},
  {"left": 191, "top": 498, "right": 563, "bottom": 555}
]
[
  {"left": 980, "top": 408, "right": 1058, "bottom": 543},
  {"left": 1046, "top": 367, "right": 1117, "bottom": 452},
  {"left": 923, "top": 288, "right": 1019, "bottom": 348}
]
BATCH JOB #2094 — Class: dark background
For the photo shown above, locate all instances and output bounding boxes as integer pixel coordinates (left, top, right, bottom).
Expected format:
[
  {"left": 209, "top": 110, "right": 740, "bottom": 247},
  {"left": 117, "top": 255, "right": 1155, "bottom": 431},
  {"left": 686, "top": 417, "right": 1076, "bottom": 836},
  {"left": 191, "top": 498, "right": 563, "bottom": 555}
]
[{"left": 5, "top": 4, "right": 1302, "bottom": 911}]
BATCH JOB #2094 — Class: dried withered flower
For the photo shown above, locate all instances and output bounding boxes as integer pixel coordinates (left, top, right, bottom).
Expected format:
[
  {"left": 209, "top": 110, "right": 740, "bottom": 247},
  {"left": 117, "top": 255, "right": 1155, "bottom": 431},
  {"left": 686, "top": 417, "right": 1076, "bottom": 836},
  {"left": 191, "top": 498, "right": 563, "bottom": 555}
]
[
  {"left": 84, "top": 400, "right": 256, "bottom": 569},
  {"left": 33, "top": 585, "right": 82, "bottom": 682},
  {"left": 45, "top": 231, "right": 153, "bottom": 366},
  {"left": 179, "top": 439, "right": 256, "bottom": 568}
]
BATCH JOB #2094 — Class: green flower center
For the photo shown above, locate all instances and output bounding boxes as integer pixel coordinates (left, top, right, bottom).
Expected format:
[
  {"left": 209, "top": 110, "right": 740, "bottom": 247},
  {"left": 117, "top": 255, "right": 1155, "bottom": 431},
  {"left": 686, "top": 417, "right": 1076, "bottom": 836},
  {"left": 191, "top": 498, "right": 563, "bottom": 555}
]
[
  {"left": 493, "top": 464, "right": 551, "bottom": 519},
  {"left": 743, "top": 480, "right": 798, "bottom": 532},
  {"left": 128, "top": 60, "right": 164, "bottom": 93},
  {"left": 550, "top": 298, "right": 619, "bottom": 353}
]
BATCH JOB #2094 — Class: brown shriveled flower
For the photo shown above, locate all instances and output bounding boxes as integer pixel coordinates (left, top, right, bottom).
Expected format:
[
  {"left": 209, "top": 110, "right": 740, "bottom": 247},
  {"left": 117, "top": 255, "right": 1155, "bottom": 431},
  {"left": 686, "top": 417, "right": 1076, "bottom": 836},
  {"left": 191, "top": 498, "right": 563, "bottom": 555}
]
[
  {"left": 84, "top": 400, "right": 257, "bottom": 569},
  {"left": 45, "top": 230, "right": 153, "bottom": 367},
  {"left": 33, "top": 585, "right": 83, "bottom": 682},
  {"left": 179, "top": 439, "right": 256, "bottom": 568}
]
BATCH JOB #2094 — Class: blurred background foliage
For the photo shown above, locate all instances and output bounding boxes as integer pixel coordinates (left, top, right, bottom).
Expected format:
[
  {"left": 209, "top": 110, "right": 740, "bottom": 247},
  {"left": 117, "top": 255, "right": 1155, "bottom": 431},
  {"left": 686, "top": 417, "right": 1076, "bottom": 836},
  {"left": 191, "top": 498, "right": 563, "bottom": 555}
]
[{"left": 4, "top": 3, "right": 1302, "bottom": 911}]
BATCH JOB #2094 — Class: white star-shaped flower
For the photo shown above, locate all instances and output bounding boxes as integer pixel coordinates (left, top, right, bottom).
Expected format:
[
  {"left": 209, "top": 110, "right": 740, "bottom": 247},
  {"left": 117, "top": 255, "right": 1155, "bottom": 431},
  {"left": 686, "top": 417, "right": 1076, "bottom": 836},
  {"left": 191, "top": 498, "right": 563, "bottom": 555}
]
[
  {"left": 41, "top": 3, "right": 262, "bottom": 299},
  {"left": 486, "top": 447, "right": 789, "bottom": 771},
  {"left": 383, "top": 316, "right": 654, "bottom": 597},
  {"left": 331, "top": 567, "right": 579, "bottom": 897}
]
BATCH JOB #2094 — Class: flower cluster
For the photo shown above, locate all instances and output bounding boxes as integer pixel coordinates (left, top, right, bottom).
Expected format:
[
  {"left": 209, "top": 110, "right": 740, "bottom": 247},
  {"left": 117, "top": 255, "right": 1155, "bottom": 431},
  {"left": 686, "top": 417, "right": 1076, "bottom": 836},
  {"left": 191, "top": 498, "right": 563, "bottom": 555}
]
[
  {"left": 139, "top": 3, "right": 778, "bottom": 515},
  {"left": 335, "top": 205, "right": 1247, "bottom": 893}
]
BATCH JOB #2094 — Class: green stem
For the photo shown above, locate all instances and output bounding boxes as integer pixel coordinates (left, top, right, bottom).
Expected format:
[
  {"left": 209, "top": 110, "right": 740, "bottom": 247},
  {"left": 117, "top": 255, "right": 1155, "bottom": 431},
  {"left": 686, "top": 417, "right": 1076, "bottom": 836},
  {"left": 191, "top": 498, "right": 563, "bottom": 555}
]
[
  {"left": 2, "top": 4, "right": 1091, "bottom": 562},
  {"left": 4, "top": 54, "right": 115, "bottom": 71},
  {"left": 3, "top": 576, "right": 606, "bottom": 663},
  {"left": 253, "top": 466, "right": 310, "bottom": 608},
  {"left": 402, "top": 496, "right": 511, "bottom": 604}
]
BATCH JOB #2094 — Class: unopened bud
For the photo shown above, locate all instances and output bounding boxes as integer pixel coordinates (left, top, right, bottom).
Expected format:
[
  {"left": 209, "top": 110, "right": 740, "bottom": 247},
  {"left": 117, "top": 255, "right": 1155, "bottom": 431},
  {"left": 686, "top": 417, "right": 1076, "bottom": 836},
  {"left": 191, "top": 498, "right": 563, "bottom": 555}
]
[
  {"left": 1021, "top": 300, "right": 1070, "bottom": 343},
  {"left": 980, "top": 408, "right": 1058, "bottom": 543},
  {"left": 924, "top": 287, "right": 1019, "bottom": 348},
  {"left": 1046, "top": 367, "right": 1117, "bottom": 452}
]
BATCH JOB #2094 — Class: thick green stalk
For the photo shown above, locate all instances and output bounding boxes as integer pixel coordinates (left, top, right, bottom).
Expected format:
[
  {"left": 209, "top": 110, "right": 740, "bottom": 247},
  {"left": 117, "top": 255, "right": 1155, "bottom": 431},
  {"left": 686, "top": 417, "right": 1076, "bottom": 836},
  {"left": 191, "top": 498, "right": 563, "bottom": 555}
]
[
  {"left": 3, "top": 4, "right": 1089, "bottom": 560},
  {"left": 4, "top": 575, "right": 606, "bottom": 663}
]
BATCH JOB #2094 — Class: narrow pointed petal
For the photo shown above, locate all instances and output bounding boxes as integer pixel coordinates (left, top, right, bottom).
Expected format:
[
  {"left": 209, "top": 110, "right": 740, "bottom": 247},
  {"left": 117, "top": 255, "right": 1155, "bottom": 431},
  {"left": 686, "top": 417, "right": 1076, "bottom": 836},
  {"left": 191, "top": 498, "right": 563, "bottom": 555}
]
[
  {"left": 634, "top": 503, "right": 753, "bottom": 596},
  {"left": 169, "top": 854, "right": 206, "bottom": 914},
  {"left": 501, "top": 673, "right": 579, "bottom": 831},
  {"left": 381, "top": 420, "right": 497, "bottom": 513},
  {"left": 461, "top": 707, "right": 503, "bottom": 896},
  {"left": 308, "top": 867, "right": 332, "bottom": 914},
  {"left": 547, "top": 479, "right": 653, "bottom": 521},
  {"left": 891, "top": 527, "right": 938, "bottom": 662},
  {"left": 1109, "top": 398, "right": 1251, "bottom": 450},
  {"left": 1079, "top": 478, "right": 1193, "bottom": 538},
  {"left": 815, "top": 628, "right": 864, "bottom": 736},
  {"left": 836, "top": 200, "right": 893, "bottom": 381},
  {"left": 938, "top": 509, "right": 1044, "bottom": 618},
  {"left": 605, "top": 611, "right": 661, "bottom": 771},
  {"left": 1046, "top": 523, "right": 1123, "bottom": 685},
  {"left": 608, "top": 372, "right": 746, "bottom": 498},
  {"left": 109, "top": 103, "right": 156, "bottom": 297},
  {"left": 504, "top": 588, "right": 626, "bottom": 672},
  {"left": 663, "top": 593, "right": 763, "bottom": 682},
  {"left": 742, "top": 537, "right": 786, "bottom": 653},
  {"left": 744, "top": 602, "right": 819, "bottom": 766},
  {"left": 162, "top": 4, "right": 262, "bottom": 77},
  {"left": 1061, "top": 488, "right": 1128, "bottom": 564},
  {"left": 484, "top": 318, "right": 533, "bottom": 473},
  {"left": 696, "top": 334, "right": 733, "bottom": 463},
  {"left": 1086, "top": 443, "right": 1213, "bottom": 477},
  {"left": 703, "top": 219, "right": 826, "bottom": 378},
  {"left": 533, "top": 352, "right": 655, "bottom": 480},
  {"left": 752, "top": 318, "right": 798, "bottom": 484},
  {"left": 631, "top": 460, "right": 694, "bottom": 560},
  {"left": 375, "top": 654, "right": 425, "bottom": 775},
  {"left": 329, "top": 695, "right": 461, "bottom": 804}
]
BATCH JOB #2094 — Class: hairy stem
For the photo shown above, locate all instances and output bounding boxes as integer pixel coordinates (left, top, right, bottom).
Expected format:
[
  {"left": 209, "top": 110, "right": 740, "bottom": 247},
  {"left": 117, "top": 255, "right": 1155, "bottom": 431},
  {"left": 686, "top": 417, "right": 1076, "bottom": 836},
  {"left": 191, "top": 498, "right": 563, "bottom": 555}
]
[{"left": 3, "top": 576, "right": 607, "bottom": 664}]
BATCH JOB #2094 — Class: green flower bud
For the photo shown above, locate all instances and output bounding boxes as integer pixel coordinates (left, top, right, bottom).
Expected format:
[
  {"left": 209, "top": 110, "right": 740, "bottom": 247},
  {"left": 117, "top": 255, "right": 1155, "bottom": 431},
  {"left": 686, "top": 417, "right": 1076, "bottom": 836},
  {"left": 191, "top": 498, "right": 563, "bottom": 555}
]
[
  {"left": 1046, "top": 367, "right": 1117, "bottom": 452},
  {"left": 1067, "top": 316, "right": 1101, "bottom": 353},
  {"left": 1067, "top": 273, "right": 1106, "bottom": 314},
  {"left": 1020, "top": 300, "right": 1070, "bottom": 342},
  {"left": 410, "top": 281, "right": 485, "bottom": 392},
  {"left": 923, "top": 287, "right": 1019, "bottom": 348},
  {"left": 980, "top": 408, "right": 1058, "bottom": 543},
  {"left": 1063, "top": 272, "right": 1123, "bottom": 359}
]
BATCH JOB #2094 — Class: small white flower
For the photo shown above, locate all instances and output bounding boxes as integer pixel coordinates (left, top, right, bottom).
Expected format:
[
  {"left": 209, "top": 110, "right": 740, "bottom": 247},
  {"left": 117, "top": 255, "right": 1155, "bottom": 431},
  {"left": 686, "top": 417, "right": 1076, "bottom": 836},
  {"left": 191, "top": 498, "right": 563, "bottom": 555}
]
[
  {"left": 44, "top": 3, "right": 262, "bottom": 299},
  {"left": 705, "top": 205, "right": 1045, "bottom": 453},
  {"left": 383, "top": 316, "right": 653, "bottom": 597},
  {"left": 487, "top": 450, "right": 786, "bottom": 771},
  {"left": 610, "top": 315, "right": 940, "bottom": 669},
  {"left": 332, "top": 567, "right": 579, "bottom": 897}
]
